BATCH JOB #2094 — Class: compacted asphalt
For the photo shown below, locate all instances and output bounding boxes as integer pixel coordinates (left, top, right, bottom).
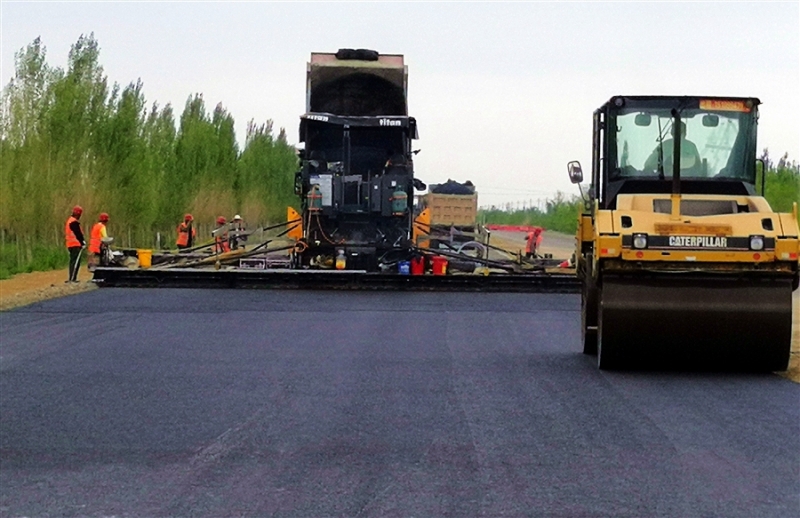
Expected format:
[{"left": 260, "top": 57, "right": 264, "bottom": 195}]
[{"left": 0, "top": 288, "right": 798, "bottom": 517}]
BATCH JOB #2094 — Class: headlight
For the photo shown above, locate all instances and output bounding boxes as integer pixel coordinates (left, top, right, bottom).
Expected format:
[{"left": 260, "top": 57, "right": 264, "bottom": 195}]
[
  {"left": 632, "top": 233, "right": 648, "bottom": 249},
  {"left": 749, "top": 235, "right": 764, "bottom": 251}
]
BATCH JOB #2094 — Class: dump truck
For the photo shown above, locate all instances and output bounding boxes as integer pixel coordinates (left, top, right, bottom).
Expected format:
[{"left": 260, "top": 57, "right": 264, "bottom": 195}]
[
  {"left": 570, "top": 95, "right": 799, "bottom": 370},
  {"left": 290, "top": 49, "right": 422, "bottom": 271},
  {"left": 413, "top": 181, "right": 483, "bottom": 251}
]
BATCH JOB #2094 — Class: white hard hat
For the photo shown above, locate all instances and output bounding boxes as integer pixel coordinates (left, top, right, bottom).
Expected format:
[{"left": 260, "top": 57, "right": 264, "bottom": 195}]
[{"left": 233, "top": 214, "right": 242, "bottom": 220}]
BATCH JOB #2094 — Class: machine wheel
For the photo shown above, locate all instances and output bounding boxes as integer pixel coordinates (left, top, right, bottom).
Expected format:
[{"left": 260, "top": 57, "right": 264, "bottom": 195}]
[
  {"left": 596, "top": 285, "right": 620, "bottom": 370},
  {"left": 580, "top": 255, "right": 598, "bottom": 355},
  {"left": 595, "top": 274, "right": 792, "bottom": 371},
  {"left": 455, "top": 241, "right": 487, "bottom": 260}
]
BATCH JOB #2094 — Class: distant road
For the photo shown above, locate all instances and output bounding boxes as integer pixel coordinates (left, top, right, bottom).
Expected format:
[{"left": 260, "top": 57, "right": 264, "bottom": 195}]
[
  {"left": 1, "top": 289, "right": 798, "bottom": 517},
  {"left": 490, "top": 229, "right": 575, "bottom": 259}
]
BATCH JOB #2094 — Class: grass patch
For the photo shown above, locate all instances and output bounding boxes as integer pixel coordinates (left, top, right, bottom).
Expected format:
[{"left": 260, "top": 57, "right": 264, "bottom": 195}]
[{"left": 0, "top": 242, "right": 68, "bottom": 280}]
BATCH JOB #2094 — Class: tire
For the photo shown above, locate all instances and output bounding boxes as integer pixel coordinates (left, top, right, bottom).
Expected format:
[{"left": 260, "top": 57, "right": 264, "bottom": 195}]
[
  {"left": 580, "top": 255, "right": 598, "bottom": 355},
  {"left": 596, "top": 285, "right": 616, "bottom": 369},
  {"left": 596, "top": 282, "right": 623, "bottom": 370}
]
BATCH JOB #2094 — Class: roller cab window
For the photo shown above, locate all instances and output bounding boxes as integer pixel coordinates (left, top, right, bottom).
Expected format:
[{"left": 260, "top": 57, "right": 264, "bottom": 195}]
[{"left": 610, "top": 105, "right": 757, "bottom": 183}]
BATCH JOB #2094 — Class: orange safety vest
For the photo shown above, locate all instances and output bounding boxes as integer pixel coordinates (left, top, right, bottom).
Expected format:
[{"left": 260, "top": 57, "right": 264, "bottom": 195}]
[
  {"left": 214, "top": 229, "right": 230, "bottom": 254},
  {"left": 89, "top": 222, "right": 106, "bottom": 254},
  {"left": 525, "top": 230, "right": 543, "bottom": 256},
  {"left": 176, "top": 223, "right": 196, "bottom": 247},
  {"left": 65, "top": 216, "right": 81, "bottom": 248}
]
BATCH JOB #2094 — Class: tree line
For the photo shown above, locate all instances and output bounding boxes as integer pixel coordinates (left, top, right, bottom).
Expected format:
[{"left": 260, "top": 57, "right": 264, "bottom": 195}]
[
  {"left": 759, "top": 150, "right": 800, "bottom": 218},
  {"left": 0, "top": 34, "right": 298, "bottom": 277}
]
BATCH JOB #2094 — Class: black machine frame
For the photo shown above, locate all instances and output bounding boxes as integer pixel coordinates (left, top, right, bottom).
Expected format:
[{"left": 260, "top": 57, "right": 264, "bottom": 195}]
[{"left": 295, "top": 113, "right": 420, "bottom": 270}]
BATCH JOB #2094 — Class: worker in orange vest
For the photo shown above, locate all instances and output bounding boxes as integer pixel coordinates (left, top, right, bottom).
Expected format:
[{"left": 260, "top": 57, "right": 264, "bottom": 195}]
[
  {"left": 88, "top": 212, "right": 109, "bottom": 270},
  {"left": 213, "top": 216, "right": 230, "bottom": 254},
  {"left": 176, "top": 214, "right": 196, "bottom": 249},
  {"left": 65, "top": 205, "right": 86, "bottom": 283},
  {"left": 525, "top": 228, "right": 544, "bottom": 258}
]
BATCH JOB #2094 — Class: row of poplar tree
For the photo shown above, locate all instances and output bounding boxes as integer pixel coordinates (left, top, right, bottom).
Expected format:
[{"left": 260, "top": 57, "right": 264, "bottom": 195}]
[{"left": 0, "top": 34, "right": 299, "bottom": 250}]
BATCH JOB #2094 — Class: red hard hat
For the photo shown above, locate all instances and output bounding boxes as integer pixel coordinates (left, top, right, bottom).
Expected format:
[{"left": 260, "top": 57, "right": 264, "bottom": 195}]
[
  {"left": 99, "top": 212, "right": 109, "bottom": 222},
  {"left": 72, "top": 205, "right": 83, "bottom": 216},
  {"left": 184, "top": 213, "right": 193, "bottom": 222},
  {"left": 216, "top": 216, "right": 226, "bottom": 225}
]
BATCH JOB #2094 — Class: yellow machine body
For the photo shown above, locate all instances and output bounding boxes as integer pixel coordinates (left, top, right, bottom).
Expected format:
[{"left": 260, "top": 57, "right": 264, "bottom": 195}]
[
  {"left": 572, "top": 96, "right": 798, "bottom": 371},
  {"left": 413, "top": 208, "right": 431, "bottom": 249},
  {"left": 580, "top": 194, "right": 799, "bottom": 267},
  {"left": 287, "top": 207, "right": 303, "bottom": 241}
]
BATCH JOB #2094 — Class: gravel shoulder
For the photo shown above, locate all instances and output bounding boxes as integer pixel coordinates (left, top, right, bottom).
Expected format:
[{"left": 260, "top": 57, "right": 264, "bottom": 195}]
[{"left": 0, "top": 268, "right": 96, "bottom": 311}]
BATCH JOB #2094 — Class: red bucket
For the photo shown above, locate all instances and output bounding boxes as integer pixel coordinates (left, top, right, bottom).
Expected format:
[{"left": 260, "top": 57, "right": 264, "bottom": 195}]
[
  {"left": 431, "top": 256, "right": 448, "bottom": 276},
  {"left": 411, "top": 256, "right": 425, "bottom": 275}
]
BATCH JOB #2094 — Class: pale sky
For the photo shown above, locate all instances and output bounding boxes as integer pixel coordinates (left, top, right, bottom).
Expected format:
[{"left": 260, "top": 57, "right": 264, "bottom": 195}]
[{"left": 2, "top": 1, "right": 798, "bottom": 208}]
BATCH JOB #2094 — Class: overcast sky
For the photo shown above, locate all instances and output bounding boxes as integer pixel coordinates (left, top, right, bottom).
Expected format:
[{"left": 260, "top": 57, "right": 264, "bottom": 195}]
[{"left": 2, "top": 1, "right": 798, "bottom": 208}]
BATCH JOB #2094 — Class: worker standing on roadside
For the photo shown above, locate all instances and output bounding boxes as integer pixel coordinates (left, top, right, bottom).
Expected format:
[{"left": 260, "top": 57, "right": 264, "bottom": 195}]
[
  {"left": 65, "top": 205, "right": 86, "bottom": 283},
  {"left": 525, "top": 227, "right": 543, "bottom": 259},
  {"left": 176, "top": 214, "right": 196, "bottom": 250},
  {"left": 213, "top": 216, "right": 230, "bottom": 254},
  {"left": 88, "top": 212, "right": 109, "bottom": 271},
  {"left": 229, "top": 214, "right": 247, "bottom": 250}
]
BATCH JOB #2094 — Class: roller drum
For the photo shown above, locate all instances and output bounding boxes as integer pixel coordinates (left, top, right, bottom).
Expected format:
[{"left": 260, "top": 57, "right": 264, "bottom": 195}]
[{"left": 597, "top": 274, "right": 793, "bottom": 371}]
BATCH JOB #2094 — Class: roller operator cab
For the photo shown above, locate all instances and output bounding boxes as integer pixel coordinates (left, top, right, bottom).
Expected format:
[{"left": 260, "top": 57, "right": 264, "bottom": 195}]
[
  {"left": 290, "top": 49, "right": 421, "bottom": 271},
  {"left": 569, "top": 96, "right": 799, "bottom": 370}
]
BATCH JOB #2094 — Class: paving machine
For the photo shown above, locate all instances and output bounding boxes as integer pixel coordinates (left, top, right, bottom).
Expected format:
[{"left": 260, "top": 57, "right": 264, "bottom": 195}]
[
  {"left": 570, "top": 96, "right": 799, "bottom": 370},
  {"left": 90, "top": 49, "right": 578, "bottom": 290},
  {"left": 290, "top": 49, "right": 421, "bottom": 271}
]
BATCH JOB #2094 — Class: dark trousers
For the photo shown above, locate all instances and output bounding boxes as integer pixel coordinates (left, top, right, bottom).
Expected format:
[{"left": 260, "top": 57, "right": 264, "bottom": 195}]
[{"left": 68, "top": 246, "right": 82, "bottom": 281}]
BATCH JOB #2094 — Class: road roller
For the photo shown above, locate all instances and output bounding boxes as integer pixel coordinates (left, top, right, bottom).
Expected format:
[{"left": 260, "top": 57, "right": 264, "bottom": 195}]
[{"left": 569, "top": 96, "right": 799, "bottom": 370}]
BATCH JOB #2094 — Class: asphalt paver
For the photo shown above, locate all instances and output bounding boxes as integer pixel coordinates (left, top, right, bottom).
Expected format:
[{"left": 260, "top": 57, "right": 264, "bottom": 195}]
[{"left": 1, "top": 289, "right": 798, "bottom": 517}]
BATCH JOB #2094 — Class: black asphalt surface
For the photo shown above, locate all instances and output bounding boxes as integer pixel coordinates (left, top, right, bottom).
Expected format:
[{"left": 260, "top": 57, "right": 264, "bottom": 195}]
[{"left": 1, "top": 289, "right": 798, "bottom": 517}]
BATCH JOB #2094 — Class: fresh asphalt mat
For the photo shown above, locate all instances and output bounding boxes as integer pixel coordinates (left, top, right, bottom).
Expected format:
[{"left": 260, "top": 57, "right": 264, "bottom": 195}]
[{"left": 1, "top": 289, "right": 798, "bottom": 517}]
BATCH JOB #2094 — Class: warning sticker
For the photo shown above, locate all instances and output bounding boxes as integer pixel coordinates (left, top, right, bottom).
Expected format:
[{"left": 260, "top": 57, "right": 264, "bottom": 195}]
[{"left": 699, "top": 99, "right": 750, "bottom": 112}]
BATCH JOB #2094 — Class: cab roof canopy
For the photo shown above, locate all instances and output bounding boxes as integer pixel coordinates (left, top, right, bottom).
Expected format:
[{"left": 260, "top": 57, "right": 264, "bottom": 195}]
[{"left": 600, "top": 95, "right": 761, "bottom": 112}]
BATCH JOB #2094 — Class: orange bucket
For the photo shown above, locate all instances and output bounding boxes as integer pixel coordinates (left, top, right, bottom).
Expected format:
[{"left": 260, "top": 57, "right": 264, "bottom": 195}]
[{"left": 431, "top": 256, "right": 448, "bottom": 276}]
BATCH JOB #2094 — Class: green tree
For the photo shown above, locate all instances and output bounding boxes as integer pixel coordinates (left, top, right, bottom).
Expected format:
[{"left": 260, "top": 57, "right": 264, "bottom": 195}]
[
  {"left": 760, "top": 149, "right": 800, "bottom": 224},
  {"left": 145, "top": 102, "right": 177, "bottom": 228},
  {"left": 238, "top": 119, "right": 298, "bottom": 223}
]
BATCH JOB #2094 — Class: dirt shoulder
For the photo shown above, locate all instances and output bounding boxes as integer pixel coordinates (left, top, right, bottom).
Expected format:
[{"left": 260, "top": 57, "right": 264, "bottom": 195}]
[{"left": 0, "top": 268, "right": 97, "bottom": 311}]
